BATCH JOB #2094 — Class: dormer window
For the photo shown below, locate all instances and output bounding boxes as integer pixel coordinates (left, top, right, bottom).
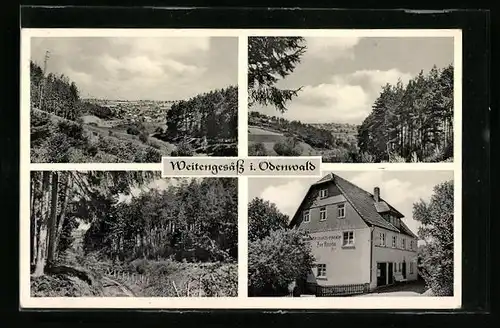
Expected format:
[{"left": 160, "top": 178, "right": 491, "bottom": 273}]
[
  {"left": 303, "top": 210, "right": 310, "bottom": 223},
  {"left": 319, "top": 207, "right": 327, "bottom": 221},
  {"left": 337, "top": 203, "right": 345, "bottom": 218},
  {"left": 319, "top": 189, "right": 328, "bottom": 198}
]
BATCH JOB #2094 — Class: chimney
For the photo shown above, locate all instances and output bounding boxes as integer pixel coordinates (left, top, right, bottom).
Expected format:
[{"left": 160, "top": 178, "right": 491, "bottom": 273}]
[{"left": 374, "top": 187, "right": 380, "bottom": 202}]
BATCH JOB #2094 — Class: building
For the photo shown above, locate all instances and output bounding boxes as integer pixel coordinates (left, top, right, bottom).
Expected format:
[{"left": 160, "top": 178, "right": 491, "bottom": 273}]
[{"left": 289, "top": 173, "right": 419, "bottom": 294}]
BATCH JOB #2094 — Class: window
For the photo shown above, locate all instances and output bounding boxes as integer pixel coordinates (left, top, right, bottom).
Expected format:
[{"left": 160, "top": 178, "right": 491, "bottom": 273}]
[
  {"left": 342, "top": 231, "right": 355, "bottom": 247},
  {"left": 317, "top": 264, "right": 327, "bottom": 278},
  {"left": 337, "top": 203, "right": 346, "bottom": 218},
  {"left": 379, "top": 232, "right": 386, "bottom": 246},
  {"left": 319, "top": 207, "right": 327, "bottom": 221},
  {"left": 410, "top": 240, "right": 414, "bottom": 250},
  {"left": 402, "top": 238, "right": 406, "bottom": 249},
  {"left": 392, "top": 236, "right": 397, "bottom": 248},
  {"left": 410, "top": 262, "right": 414, "bottom": 274},
  {"left": 398, "top": 263, "right": 402, "bottom": 272},
  {"left": 303, "top": 210, "right": 310, "bottom": 223},
  {"left": 393, "top": 262, "right": 397, "bottom": 272},
  {"left": 319, "top": 189, "right": 328, "bottom": 198}
]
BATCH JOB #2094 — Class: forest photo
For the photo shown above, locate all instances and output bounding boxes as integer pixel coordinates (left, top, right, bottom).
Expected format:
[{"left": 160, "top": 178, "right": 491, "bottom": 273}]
[
  {"left": 30, "top": 37, "right": 238, "bottom": 163},
  {"left": 29, "top": 171, "right": 238, "bottom": 297},
  {"left": 248, "top": 36, "right": 455, "bottom": 163}
]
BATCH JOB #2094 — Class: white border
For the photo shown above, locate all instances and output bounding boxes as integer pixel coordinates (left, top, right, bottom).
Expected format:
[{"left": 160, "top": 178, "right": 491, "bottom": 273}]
[{"left": 20, "top": 28, "right": 462, "bottom": 309}]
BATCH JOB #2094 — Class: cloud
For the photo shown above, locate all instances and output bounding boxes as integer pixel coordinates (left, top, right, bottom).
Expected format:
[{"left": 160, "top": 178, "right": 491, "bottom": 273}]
[
  {"left": 109, "top": 37, "right": 211, "bottom": 58},
  {"left": 306, "top": 37, "right": 360, "bottom": 61},
  {"left": 276, "top": 68, "right": 413, "bottom": 124},
  {"left": 260, "top": 179, "right": 310, "bottom": 218}
]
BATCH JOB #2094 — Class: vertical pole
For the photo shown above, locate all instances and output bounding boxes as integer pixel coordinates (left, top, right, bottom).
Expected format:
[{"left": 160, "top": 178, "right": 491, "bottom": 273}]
[{"left": 38, "top": 51, "right": 50, "bottom": 110}]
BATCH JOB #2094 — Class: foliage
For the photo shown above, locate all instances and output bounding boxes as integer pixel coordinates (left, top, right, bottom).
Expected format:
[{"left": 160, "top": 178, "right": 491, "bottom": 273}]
[
  {"left": 171, "top": 142, "right": 194, "bottom": 156},
  {"left": 83, "top": 178, "right": 238, "bottom": 263},
  {"left": 358, "top": 65, "right": 454, "bottom": 162},
  {"left": 163, "top": 86, "right": 237, "bottom": 145},
  {"left": 248, "top": 37, "right": 307, "bottom": 113},
  {"left": 413, "top": 180, "right": 454, "bottom": 296},
  {"left": 248, "top": 229, "right": 315, "bottom": 296},
  {"left": 31, "top": 110, "right": 164, "bottom": 163},
  {"left": 248, "top": 142, "right": 268, "bottom": 156},
  {"left": 248, "top": 197, "right": 289, "bottom": 242},
  {"left": 273, "top": 136, "right": 303, "bottom": 156}
]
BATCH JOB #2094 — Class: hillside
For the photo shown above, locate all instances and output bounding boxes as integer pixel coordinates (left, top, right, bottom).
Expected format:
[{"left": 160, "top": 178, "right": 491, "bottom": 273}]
[
  {"left": 248, "top": 111, "right": 358, "bottom": 161},
  {"left": 30, "top": 61, "right": 238, "bottom": 161}
]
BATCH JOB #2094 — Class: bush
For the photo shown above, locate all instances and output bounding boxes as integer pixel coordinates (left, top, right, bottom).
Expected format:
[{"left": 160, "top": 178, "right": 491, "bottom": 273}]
[
  {"left": 139, "top": 131, "right": 149, "bottom": 143},
  {"left": 249, "top": 142, "right": 268, "bottom": 156},
  {"left": 248, "top": 229, "right": 315, "bottom": 296},
  {"left": 171, "top": 142, "right": 194, "bottom": 156},
  {"left": 322, "top": 148, "right": 353, "bottom": 163},
  {"left": 273, "top": 137, "right": 303, "bottom": 156}
]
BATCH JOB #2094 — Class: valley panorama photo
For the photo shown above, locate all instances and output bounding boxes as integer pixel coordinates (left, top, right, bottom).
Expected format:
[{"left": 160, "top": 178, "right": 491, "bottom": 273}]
[{"left": 29, "top": 36, "right": 238, "bottom": 163}]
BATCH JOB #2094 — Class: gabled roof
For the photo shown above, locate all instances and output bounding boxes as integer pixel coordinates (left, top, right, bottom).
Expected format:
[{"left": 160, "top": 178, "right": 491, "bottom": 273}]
[{"left": 290, "top": 173, "right": 418, "bottom": 238}]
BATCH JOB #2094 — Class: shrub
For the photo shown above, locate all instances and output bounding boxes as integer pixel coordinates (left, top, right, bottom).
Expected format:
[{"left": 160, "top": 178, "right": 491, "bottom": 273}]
[
  {"left": 248, "top": 229, "right": 315, "bottom": 296},
  {"left": 248, "top": 142, "right": 268, "bottom": 156},
  {"left": 126, "top": 126, "right": 141, "bottom": 136},
  {"left": 273, "top": 137, "right": 303, "bottom": 156},
  {"left": 171, "top": 142, "right": 194, "bottom": 156},
  {"left": 139, "top": 131, "right": 149, "bottom": 143},
  {"left": 322, "top": 148, "right": 353, "bottom": 163}
]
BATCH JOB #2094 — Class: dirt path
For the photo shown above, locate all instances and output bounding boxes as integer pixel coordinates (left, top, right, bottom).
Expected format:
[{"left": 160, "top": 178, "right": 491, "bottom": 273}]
[{"left": 102, "top": 276, "right": 136, "bottom": 297}]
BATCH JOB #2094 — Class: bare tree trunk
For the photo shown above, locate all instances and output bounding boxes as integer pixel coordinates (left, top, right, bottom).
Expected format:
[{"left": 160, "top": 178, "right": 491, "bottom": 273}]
[
  {"left": 47, "top": 172, "right": 59, "bottom": 267},
  {"left": 30, "top": 172, "right": 38, "bottom": 266},
  {"left": 54, "top": 173, "right": 71, "bottom": 255},
  {"left": 33, "top": 172, "right": 51, "bottom": 277}
]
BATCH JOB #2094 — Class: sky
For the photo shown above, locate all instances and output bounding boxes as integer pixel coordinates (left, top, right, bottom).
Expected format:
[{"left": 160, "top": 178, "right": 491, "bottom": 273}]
[
  {"left": 252, "top": 37, "right": 454, "bottom": 124},
  {"left": 31, "top": 37, "right": 238, "bottom": 101},
  {"left": 248, "top": 170, "right": 454, "bottom": 242}
]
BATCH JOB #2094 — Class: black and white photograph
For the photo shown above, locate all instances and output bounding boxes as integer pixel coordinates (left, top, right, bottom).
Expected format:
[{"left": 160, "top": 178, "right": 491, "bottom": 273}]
[
  {"left": 29, "top": 36, "right": 238, "bottom": 163},
  {"left": 248, "top": 171, "right": 454, "bottom": 297},
  {"left": 29, "top": 171, "right": 238, "bottom": 297},
  {"left": 248, "top": 36, "right": 455, "bottom": 163}
]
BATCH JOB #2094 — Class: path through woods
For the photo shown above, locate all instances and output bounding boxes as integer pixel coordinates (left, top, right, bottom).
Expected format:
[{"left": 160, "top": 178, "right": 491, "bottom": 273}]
[{"left": 102, "top": 276, "right": 136, "bottom": 297}]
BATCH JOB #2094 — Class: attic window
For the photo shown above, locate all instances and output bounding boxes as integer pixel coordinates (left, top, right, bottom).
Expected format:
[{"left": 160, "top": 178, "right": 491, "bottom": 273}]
[{"left": 319, "top": 189, "right": 328, "bottom": 198}]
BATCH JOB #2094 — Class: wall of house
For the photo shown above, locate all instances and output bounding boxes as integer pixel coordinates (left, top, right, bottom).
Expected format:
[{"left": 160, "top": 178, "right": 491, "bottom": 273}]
[
  {"left": 305, "top": 227, "right": 372, "bottom": 286},
  {"left": 370, "top": 226, "right": 419, "bottom": 289},
  {"left": 294, "top": 183, "right": 371, "bottom": 286}
]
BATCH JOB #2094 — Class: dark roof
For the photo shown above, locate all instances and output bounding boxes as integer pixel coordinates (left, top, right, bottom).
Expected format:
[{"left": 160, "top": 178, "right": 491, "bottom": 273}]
[{"left": 291, "top": 173, "right": 417, "bottom": 238}]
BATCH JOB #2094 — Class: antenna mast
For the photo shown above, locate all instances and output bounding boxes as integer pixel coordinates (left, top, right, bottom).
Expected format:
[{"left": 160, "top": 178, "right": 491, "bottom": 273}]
[{"left": 38, "top": 51, "right": 50, "bottom": 110}]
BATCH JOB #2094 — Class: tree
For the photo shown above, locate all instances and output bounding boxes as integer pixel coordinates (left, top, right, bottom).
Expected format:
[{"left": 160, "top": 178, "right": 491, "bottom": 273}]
[
  {"left": 413, "top": 180, "right": 454, "bottom": 296},
  {"left": 248, "top": 37, "right": 307, "bottom": 113},
  {"left": 248, "top": 229, "right": 315, "bottom": 296},
  {"left": 273, "top": 136, "right": 303, "bottom": 156},
  {"left": 248, "top": 197, "right": 289, "bottom": 242}
]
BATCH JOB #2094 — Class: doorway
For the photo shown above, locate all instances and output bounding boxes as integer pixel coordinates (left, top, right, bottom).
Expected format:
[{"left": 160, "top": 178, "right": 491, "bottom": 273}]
[
  {"left": 377, "top": 262, "right": 387, "bottom": 286},
  {"left": 388, "top": 262, "right": 394, "bottom": 284}
]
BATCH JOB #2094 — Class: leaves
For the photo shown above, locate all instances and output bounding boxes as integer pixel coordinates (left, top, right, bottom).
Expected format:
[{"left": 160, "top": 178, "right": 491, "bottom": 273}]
[
  {"left": 413, "top": 180, "right": 454, "bottom": 296},
  {"left": 248, "top": 37, "right": 306, "bottom": 113}
]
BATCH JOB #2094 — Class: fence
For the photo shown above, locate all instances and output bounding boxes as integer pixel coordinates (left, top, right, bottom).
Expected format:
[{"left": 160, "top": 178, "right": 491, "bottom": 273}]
[
  {"left": 104, "top": 269, "right": 150, "bottom": 286},
  {"left": 308, "top": 283, "right": 370, "bottom": 297}
]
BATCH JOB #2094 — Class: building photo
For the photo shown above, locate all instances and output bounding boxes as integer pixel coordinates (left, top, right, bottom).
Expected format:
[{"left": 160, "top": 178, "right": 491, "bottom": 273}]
[
  {"left": 247, "top": 36, "right": 455, "bottom": 163},
  {"left": 29, "top": 36, "right": 238, "bottom": 163},
  {"left": 247, "top": 170, "right": 454, "bottom": 297}
]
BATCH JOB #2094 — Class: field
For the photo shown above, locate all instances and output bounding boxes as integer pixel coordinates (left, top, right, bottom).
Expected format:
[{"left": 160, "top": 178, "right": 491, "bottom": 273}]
[{"left": 248, "top": 126, "right": 319, "bottom": 156}]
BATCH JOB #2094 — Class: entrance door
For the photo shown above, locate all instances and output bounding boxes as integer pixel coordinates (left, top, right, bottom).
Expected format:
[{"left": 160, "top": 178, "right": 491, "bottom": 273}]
[
  {"left": 377, "top": 263, "right": 387, "bottom": 286},
  {"left": 402, "top": 262, "right": 407, "bottom": 279},
  {"left": 388, "top": 262, "right": 394, "bottom": 284}
]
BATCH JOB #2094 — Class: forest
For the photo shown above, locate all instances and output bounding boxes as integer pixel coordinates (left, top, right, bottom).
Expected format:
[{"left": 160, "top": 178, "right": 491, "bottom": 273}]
[
  {"left": 30, "top": 171, "right": 238, "bottom": 297},
  {"left": 357, "top": 65, "right": 454, "bottom": 162},
  {"left": 154, "top": 86, "right": 238, "bottom": 156}
]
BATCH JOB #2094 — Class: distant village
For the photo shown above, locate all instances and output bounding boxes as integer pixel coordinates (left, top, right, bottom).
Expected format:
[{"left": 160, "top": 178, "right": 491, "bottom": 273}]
[{"left": 83, "top": 98, "right": 177, "bottom": 123}]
